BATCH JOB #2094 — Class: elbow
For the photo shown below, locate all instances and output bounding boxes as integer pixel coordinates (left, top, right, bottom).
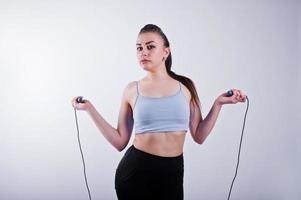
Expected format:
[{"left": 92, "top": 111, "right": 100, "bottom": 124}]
[
  {"left": 115, "top": 141, "right": 127, "bottom": 152},
  {"left": 114, "top": 131, "right": 127, "bottom": 152},
  {"left": 116, "top": 144, "right": 125, "bottom": 152},
  {"left": 194, "top": 135, "right": 204, "bottom": 145},
  {"left": 115, "top": 145, "right": 122, "bottom": 152},
  {"left": 117, "top": 147, "right": 123, "bottom": 152},
  {"left": 195, "top": 139, "right": 204, "bottom": 145}
]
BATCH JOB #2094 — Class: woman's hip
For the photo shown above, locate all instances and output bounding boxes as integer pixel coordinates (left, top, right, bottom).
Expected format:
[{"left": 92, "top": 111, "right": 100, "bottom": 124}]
[{"left": 115, "top": 144, "right": 184, "bottom": 188}]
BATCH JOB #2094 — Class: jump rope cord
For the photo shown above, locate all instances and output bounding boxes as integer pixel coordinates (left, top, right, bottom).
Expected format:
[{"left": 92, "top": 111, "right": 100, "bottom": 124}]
[
  {"left": 73, "top": 96, "right": 249, "bottom": 200},
  {"left": 74, "top": 108, "right": 92, "bottom": 200},
  {"left": 227, "top": 96, "right": 249, "bottom": 200}
]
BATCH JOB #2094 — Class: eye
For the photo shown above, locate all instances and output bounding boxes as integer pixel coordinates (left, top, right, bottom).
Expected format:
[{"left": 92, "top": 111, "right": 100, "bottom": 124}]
[
  {"left": 136, "top": 47, "right": 142, "bottom": 51},
  {"left": 147, "top": 45, "right": 155, "bottom": 50}
]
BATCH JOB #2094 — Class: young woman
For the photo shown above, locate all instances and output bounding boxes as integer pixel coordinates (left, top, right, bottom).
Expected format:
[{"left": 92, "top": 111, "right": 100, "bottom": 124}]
[{"left": 71, "top": 24, "right": 246, "bottom": 200}]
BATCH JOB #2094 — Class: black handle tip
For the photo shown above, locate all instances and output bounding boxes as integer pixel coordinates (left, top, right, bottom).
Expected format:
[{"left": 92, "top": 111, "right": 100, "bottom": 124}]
[
  {"left": 76, "top": 96, "right": 85, "bottom": 103},
  {"left": 226, "top": 90, "right": 234, "bottom": 97}
]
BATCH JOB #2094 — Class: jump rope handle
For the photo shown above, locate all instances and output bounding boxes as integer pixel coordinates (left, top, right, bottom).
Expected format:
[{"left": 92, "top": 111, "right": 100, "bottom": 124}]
[
  {"left": 226, "top": 89, "right": 248, "bottom": 100},
  {"left": 226, "top": 90, "right": 234, "bottom": 97},
  {"left": 76, "top": 96, "right": 86, "bottom": 104}
]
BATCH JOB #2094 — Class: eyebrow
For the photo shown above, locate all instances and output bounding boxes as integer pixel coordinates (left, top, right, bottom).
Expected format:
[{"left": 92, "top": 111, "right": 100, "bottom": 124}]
[{"left": 136, "top": 41, "right": 156, "bottom": 46}]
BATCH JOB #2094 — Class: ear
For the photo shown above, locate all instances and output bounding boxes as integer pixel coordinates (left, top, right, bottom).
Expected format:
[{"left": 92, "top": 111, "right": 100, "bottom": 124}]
[{"left": 164, "top": 47, "right": 170, "bottom": 58}]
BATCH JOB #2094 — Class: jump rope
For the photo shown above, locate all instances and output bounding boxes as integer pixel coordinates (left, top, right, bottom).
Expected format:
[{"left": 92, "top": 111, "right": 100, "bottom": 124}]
[{"left": 73, "top": 89, "right": 249, "bottom": 200}]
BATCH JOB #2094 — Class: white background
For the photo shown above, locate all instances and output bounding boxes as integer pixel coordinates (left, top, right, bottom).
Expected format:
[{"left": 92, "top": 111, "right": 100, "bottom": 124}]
[{"left": 0, "top": 0, "right": 300, "bottom": 199}]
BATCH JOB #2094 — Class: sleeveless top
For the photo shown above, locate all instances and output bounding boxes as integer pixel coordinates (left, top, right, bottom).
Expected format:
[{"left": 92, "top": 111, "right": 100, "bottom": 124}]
[{"left": 133, "top": 81, "right": 190, "bottom": 134}]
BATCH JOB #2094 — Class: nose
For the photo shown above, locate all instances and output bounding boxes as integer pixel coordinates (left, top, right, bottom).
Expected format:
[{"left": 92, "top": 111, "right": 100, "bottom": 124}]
[{"left": 141, "top": 48, "right": 149, "bottom": 57}]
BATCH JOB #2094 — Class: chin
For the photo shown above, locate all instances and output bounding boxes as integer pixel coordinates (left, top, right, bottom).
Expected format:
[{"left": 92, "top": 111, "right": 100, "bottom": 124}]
[
  {"left": 140, "top": 64, "right": 153, "bottom": 71},
  {"left": 141, "top": 66, "right": 151, "bottom": 72}
]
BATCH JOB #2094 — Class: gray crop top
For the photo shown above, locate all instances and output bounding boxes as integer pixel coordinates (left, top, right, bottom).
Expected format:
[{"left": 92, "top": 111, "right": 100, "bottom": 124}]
[{"left": 133, "top": 81, "right": 190, "bottom": 134}]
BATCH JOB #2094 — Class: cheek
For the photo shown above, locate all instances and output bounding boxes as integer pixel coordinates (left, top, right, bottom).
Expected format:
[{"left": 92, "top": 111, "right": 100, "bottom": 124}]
[
  {"left": 154, "top": 51, "right": 164, "bottom": 60},
  {"left": 137, "top": 51, "right": 141, "bottom": 58},
  {"left": 151, "top": 49, "right": 161, "bottom": 57}
]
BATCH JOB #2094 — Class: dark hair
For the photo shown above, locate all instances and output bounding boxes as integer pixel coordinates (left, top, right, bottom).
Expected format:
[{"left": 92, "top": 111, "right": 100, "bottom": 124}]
[{"left": 139, "top": 24, "right": 201, "bottom": 110}]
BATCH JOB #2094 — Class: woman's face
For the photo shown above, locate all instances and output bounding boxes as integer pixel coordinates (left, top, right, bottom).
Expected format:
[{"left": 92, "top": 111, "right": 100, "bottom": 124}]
[{"left": 136, "top": 32, "right": 170, "bottom": 71}]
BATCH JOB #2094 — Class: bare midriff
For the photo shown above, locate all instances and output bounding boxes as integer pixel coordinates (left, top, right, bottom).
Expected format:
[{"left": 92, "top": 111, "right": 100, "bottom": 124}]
[{"left": 133, "top": 131, "right": 186, "bottom": 157}]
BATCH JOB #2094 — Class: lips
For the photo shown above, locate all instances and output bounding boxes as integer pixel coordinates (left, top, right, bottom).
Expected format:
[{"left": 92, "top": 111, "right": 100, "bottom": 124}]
[{"left": 141, "top": 59, "right": 150, "bottom": 63}]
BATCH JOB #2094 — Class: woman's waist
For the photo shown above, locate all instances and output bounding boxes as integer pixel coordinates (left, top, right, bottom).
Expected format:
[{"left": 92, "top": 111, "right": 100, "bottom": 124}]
[{"left": 133, "top": 131, "right": 186, "bottom": 157}]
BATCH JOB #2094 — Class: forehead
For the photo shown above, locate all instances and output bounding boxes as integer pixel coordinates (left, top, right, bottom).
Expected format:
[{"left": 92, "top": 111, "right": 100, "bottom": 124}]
[{"left": 136, "top": 32, "right": 163, "bottom": 45}]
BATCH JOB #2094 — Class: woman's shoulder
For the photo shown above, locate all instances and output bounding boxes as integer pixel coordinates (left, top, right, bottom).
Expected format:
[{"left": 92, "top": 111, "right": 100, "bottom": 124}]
[
  {"left": 125, "top": 80, "right": 138, "bottom": 91},
  {"left": 121, "top": 80, "right": 139, "bottom": 100},
  {"left": 120, "top": 80, "right": 140, "bottom": 108}
]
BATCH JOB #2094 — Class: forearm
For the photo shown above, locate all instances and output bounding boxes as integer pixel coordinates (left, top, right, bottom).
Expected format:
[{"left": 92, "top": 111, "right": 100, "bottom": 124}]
[
  {"left": 86, "top": 104, "right": 122, "bottom": 150},
  {"left": 195, "top": 100, "right": 222, "bottom": 144}
]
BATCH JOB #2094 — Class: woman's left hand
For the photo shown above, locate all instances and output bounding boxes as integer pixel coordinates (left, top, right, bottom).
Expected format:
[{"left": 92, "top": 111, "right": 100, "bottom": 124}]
[{"left": 215, "top": 89, "right": 247, "bottom": 106}]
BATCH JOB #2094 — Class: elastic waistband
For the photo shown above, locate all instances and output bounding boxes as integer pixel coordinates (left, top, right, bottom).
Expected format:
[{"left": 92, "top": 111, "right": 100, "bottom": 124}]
[{"left": 130, "top": 144, "right": 183, "bottom": 160}]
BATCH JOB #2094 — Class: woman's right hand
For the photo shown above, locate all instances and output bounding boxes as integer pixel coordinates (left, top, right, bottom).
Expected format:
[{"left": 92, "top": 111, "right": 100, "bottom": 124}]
[{"left": 71, "top": 96, "right": 92, "bottom": 111}]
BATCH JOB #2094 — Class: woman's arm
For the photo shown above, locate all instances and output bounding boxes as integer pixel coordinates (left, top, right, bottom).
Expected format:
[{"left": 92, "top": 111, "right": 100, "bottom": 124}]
[
  {"left": 86, "top": 103, "right": 131, "bottom": 151},
  {"left": 193, "top": 100, "right": 222, "bottom": 144},
  {"left": 190, "top": 89, "right": 246, "bottom": 144},
  {"left": 72, "top": 82, "right": 134, "bottom": 151}
]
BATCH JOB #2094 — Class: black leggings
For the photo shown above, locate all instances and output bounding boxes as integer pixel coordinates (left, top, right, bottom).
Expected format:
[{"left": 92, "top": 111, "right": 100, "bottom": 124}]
[{"left": 115, "top": 144, "right": 184, "bottom": 200}]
